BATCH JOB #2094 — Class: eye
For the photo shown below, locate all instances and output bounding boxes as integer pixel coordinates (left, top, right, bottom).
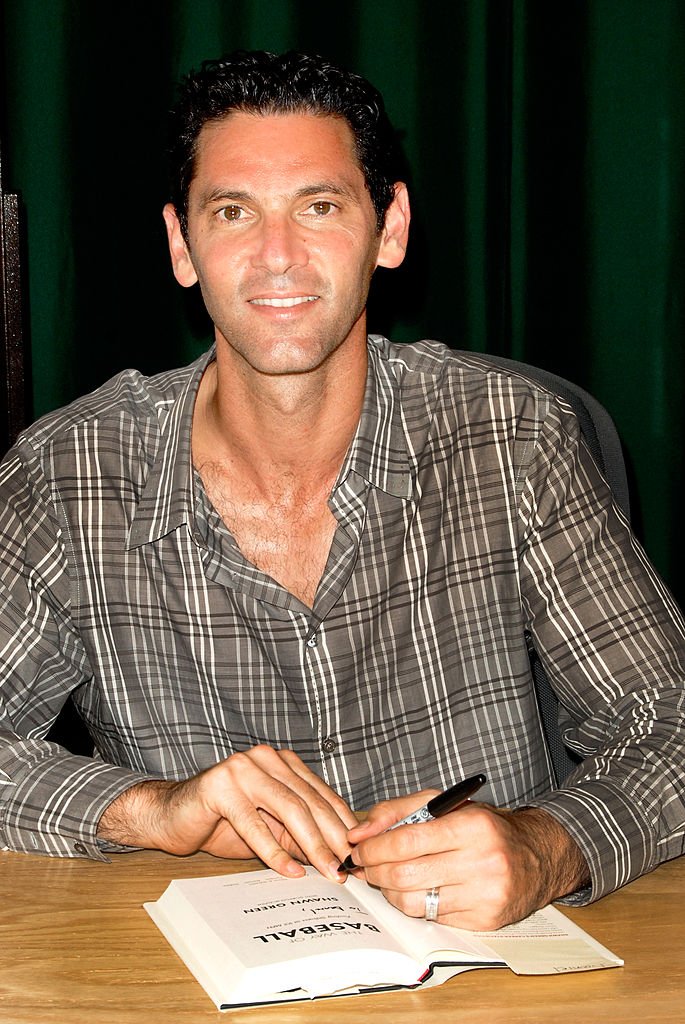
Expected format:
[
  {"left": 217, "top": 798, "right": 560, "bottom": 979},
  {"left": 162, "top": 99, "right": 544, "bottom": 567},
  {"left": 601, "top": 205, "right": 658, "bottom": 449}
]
[
  {"left": 305, "top": 200, "right": 336, "bottom": 217},
  {"left": 218, "top": 205, "right": 244, "bottom": 222}
]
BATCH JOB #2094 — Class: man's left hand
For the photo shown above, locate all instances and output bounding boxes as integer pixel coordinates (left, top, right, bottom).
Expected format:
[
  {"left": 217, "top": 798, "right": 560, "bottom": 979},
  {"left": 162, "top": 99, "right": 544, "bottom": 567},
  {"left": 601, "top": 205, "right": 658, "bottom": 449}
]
[{"left": 345, "top": 795, "right": 590, "bottom": 930}]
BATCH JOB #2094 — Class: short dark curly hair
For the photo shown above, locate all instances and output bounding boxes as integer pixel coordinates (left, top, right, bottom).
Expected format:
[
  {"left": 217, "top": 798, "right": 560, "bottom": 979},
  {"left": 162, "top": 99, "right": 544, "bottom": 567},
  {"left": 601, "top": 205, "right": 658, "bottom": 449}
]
[{"left": 167, "top": 50, "right": 402, "bottom": 239}]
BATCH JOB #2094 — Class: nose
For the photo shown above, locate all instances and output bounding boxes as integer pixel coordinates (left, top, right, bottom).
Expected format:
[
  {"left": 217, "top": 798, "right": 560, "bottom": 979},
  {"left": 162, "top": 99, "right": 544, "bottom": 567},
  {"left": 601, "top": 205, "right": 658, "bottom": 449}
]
[{"left": 251, "top": 213, "right": 308, "bottom": 275}]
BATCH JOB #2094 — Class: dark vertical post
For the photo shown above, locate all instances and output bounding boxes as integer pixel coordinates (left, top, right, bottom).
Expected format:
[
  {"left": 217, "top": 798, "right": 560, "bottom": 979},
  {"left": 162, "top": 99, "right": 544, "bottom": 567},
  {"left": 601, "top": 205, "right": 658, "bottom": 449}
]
[{"left": 0, "top": 143, "right": 27, "bottom": 453}]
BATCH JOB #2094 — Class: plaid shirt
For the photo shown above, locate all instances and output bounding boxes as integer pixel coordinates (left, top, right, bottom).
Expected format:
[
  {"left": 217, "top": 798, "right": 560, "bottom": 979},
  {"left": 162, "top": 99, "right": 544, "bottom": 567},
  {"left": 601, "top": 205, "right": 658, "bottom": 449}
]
[{"left": 0, "top": 336, "right": 683, "bottom": 902}]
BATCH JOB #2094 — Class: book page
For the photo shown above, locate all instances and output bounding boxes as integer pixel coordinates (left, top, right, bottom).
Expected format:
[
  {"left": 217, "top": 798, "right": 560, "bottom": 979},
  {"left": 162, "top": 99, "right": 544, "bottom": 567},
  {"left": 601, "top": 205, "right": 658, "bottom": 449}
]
[
  {"left": 190, "top": 868, "right": 411, "bottom": 970},
  {"left": 147, "top": 867, "right": 450, "bottom": 1002},
  {"left": 469, "top": 904, "right": 624, "bottom": 975}
]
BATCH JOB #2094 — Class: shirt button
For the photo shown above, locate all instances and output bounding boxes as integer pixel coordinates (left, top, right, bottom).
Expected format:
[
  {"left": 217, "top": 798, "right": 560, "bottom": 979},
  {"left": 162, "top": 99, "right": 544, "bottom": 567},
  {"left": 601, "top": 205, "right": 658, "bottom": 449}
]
[
  {"left": 73, "top": 841, "right": 88, "bottom": 856},
  {"left": 322, "top": 738, "right": 336, "bottom": 754},
  {"left": 306, "top": 634, "right": 318, "bottom": 648}
]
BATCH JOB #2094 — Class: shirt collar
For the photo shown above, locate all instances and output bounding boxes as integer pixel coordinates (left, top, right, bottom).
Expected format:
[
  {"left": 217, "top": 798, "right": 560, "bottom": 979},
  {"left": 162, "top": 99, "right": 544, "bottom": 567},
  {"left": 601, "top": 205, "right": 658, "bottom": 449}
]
[
  {"left": 127, "top": 347, "right": 215, "bottom": 549},
  {"left": 335, "top": 335, "right": 414, "bottom": 499},
  {"left": 128, "top": 335, "right": 415, "bottom": 549}
]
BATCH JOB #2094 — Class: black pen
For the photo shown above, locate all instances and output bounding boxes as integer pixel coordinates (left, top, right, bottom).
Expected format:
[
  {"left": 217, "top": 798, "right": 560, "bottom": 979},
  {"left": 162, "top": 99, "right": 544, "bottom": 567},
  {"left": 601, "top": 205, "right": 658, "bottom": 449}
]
[{"left": 339, "top": 772, "right": 487, "bottom": 872}]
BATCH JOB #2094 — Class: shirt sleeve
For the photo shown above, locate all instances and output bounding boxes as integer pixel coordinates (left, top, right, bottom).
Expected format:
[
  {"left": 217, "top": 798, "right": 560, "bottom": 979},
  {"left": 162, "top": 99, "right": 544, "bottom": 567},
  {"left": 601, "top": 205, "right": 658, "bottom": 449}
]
[
  {"left": 517, "top": 400, "right": 685, "bottom": 902},
  {"left": 0, "top": 443, "right": 154, "bottom": 859}
]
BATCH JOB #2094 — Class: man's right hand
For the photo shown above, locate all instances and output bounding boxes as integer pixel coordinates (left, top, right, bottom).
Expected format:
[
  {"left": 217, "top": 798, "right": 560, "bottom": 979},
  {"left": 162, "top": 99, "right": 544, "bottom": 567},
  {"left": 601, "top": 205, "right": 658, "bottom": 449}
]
[{"left": 97, "top": 745, "right": 357, "bottom": 881}]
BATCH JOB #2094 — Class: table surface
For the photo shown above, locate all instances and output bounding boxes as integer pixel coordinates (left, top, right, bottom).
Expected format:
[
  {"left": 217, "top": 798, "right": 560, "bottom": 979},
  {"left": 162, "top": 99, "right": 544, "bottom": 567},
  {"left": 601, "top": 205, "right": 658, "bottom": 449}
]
[{"left": 1, "top": 847, "right": 683, "bottom": 1024}]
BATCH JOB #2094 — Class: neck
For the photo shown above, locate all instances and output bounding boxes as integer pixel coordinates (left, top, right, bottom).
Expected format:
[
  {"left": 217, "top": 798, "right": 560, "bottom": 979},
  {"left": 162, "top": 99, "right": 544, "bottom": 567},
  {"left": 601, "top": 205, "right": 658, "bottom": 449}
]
[{"left": 192, "top": 337, "right": 367, "bottom": 502}]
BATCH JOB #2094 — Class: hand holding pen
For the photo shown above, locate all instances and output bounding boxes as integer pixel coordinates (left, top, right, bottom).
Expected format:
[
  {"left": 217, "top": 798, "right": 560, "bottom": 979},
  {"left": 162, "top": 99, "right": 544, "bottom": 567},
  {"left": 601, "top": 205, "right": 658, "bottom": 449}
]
[
  {"left": 339, "top": 772, "right": 486, "bottom": 872},
  {"left": 338, "top": 770, "right": 589, "bottom": 931}
]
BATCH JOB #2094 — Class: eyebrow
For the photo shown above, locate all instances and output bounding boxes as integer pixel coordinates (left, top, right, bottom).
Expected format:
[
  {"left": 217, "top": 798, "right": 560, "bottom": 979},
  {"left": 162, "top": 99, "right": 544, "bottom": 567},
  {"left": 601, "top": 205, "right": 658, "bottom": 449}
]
[
  {"left": 293, "top": 182, "right": 358, "bottom": 201},
  {"left": 197, "top": 181, "right": 359, "bottom": 209}
]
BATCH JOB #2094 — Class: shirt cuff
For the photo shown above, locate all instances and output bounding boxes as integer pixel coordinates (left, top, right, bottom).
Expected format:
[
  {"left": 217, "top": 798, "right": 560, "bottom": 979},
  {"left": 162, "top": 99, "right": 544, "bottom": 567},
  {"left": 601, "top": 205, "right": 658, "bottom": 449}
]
[
  {"left": 529, "top": 778, "right": 658, "bottom": 903},
  {"left": 0, "top": 742, "right": 156, "bottom": 860}
]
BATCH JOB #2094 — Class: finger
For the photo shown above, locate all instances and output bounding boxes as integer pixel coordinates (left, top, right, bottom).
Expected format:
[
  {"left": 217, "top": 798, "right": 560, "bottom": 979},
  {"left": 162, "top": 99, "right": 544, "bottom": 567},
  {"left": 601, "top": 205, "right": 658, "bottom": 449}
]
[
  {"left": 360, "top": 844, "right": 455, "bottom": 896},
  {"left": 379, "top": 879, "right": 519, "bottom": 932},
  {"left": 207, "top": 753, "right": 349, "bottom": 879},
  {"left": 200, "top": 810, "right": 309, "bottom": 864},
  {"left": 251, "top": 789, "right": 348, "bottom": 881},
  {"left": 275, "top": 750, "right": 359, "bottom": 829},
  {"left": 199, "top": 815, "right": 269, "bottom": 860},
  {"left": 354, "top": 813, "right": 471, "bottom": 876},
  {"left": 258, "top": 809, "right": 308, "bottom": 863},
  {"left": 346, "top": 790, "right": 441, "bottom": 852},
  {"left": 353, "top": 812, "right": 487, "bottom": 892},
  {"left": 347, "top": 806, "right": 398, "bottom": 841},
  {"left": 208, "top": 788, "right": 311, "bottom": 878},
  {"left": 378, "top": 880, "right": 495, "bottom": 928},
  {"left": 247, "top": 746, "right": 358, "bottom": 838}
]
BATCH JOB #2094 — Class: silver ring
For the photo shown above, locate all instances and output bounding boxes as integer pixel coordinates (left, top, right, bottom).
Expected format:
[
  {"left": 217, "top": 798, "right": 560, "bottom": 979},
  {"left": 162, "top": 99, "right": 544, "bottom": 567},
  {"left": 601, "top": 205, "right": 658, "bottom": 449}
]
[{"left": 425, "top": 887, "right": 440, "bottom": 921}]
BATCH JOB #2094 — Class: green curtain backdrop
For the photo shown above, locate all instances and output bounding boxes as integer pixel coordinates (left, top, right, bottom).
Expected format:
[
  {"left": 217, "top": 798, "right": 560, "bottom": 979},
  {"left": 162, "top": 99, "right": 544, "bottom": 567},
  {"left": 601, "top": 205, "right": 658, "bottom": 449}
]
[{"left": 1, "top": 0, "right": 684, "bottom": 603}]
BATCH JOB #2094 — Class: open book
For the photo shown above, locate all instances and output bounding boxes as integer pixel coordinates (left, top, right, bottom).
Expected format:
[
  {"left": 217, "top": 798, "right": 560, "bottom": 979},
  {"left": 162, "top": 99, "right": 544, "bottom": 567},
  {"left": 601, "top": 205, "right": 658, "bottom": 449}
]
[{"left": 144, "top": 867, "right": 622, "bottom": 1010}]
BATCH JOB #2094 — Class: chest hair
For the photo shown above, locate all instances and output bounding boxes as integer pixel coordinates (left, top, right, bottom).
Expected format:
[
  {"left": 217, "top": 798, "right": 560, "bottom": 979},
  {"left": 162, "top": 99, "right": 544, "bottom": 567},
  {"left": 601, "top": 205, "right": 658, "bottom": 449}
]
[{"left": 199, "top": 462, "right": 337, "bottom": 608}]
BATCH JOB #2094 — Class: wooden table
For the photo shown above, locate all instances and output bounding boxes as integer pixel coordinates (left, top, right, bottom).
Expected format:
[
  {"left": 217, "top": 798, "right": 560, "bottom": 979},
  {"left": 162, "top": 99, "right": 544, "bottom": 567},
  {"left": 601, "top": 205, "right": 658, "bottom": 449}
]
[{"left": 1, "top": 848, "right": 683, "bottom": 1023}]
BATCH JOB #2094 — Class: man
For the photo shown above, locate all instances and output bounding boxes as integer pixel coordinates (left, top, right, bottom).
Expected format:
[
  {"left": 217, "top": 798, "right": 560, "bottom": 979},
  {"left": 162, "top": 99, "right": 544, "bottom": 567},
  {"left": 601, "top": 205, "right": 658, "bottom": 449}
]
[{"left": 0, "top": 50, "right": 683, "bottom": 932}]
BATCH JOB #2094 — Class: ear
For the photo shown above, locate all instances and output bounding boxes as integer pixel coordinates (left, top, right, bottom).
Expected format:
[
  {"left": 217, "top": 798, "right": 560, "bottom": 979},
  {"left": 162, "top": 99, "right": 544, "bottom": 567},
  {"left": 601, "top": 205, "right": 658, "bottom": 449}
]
[
  {"left": 375, "top": 183, "right": 411, "bottom": 269},
  {"left": 162, "top": 203, "right": 198, "bottom": 288}
]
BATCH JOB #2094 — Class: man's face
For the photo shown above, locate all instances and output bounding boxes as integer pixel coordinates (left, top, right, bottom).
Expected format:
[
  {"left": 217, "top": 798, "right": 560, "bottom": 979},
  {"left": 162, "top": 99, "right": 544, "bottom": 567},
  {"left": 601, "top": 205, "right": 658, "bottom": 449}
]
[{"left": 164, "top": 111, "right": 408, "bottom": 377}]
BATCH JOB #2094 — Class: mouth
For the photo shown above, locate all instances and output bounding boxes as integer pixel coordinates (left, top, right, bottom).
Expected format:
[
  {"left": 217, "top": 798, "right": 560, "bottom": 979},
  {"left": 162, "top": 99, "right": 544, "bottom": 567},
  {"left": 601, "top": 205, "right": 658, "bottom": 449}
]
[{"left": 248, "top": 295, "right": 319, "bottom": 308}]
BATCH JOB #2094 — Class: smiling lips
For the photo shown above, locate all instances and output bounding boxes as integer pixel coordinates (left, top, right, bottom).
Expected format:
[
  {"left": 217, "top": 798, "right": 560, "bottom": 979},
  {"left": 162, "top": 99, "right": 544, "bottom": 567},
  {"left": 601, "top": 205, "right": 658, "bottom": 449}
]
[{"left": 249, "top": 295, "right": 319, "bottom": 308}]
